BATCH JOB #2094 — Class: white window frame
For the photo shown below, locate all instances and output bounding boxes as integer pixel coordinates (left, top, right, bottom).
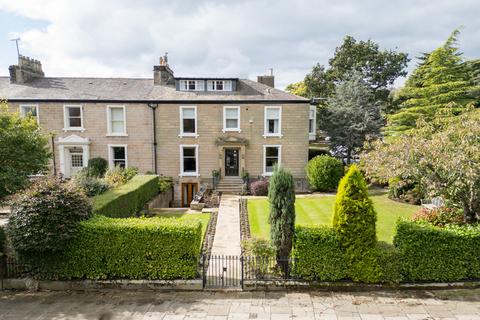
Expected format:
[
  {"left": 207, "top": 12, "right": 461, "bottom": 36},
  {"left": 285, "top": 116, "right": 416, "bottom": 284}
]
[
  {"left": 19, "top": 104, "right": 39, "bottom": 124},
  {"left": 222, "top": 106, "right": 241, "bottom": 133},
  {"left": 106, "top": 105, "right": 127, "bottom": 136},
  {"left": 263, "top": 106, "right": 282, "bottom": 138},
  {"left": 179, "top": 144, "right": 199, "bottom": 177},
  {"left": 108, "top": 144, "right": 128, "bottom": 168},
  {"left": 179, "top": 80, "right": 205, "bottom": 91},
  {"left": 63, "top": 104, "right": 85, "bottom": 131},
  {"left": 179, "top": 105, "right": 199, "bottom": 138},
  {"left": 309, "top": 105, "right": 317, "bottom": 141},
  {"left": 208, "top": 80, "right": 232, "bottom": 91},
  {"left": 263, "top": 145, "right": 282, "bottom": 176}
]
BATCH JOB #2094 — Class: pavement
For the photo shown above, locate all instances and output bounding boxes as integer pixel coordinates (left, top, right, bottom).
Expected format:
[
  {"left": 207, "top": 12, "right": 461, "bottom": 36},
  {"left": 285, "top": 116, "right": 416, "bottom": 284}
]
[{"left": 0, "top": 289, "right": 479, "bottom": 319}]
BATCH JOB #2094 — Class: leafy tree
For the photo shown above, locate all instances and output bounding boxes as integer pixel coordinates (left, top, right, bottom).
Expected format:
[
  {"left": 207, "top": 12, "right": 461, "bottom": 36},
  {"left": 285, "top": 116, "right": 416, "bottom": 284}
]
[
  {"left": 387, "top": 29, "right": 480, "bottom": 135},
  {"left": 285, "top": 81, "right": 308, "bottom": 97},
  {"left": 8, "top": 178, "right": 92, "bottom": 253},
  {"left": 296, "top": 36, "right": 409, "bottom": 105},
  {"left": 0, "top": 102, "right": 50, "bottom": 198},
  {"left": 320, "top": 72, "right": 384, "bottom": 163},
  {"left": 362, "top": 108, "right": 480, "bottom": 223},
  {"left": 333, "top": 165, "right": 380, "bottom": 282},
  {"left": 268, "top": 166, "right": 296, "bottom": 263}
]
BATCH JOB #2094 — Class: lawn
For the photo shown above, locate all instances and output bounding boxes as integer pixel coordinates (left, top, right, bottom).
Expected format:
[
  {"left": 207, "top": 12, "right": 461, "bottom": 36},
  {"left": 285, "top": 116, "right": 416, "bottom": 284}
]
[
  {"left": 247, "top": 190, "right": 418, "bottom": 243},
  {"left": 154, "top": 212, "right": 211, "bottom": 237}
]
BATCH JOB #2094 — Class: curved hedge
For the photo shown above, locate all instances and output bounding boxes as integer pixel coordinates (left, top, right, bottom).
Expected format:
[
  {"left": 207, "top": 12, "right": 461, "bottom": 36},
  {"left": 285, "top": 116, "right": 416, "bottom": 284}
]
[
  {"left": 394, "top": 220, "right": 480, "bottom": 282},
  {"left": 93, "top": 175, "right": 159, "bottom": 217},
  {"left": 293, "top": 226, "right": 347, "bottom": 281},
  {"left": 23, "top": 215, "right": 204, "bottom": 280}
]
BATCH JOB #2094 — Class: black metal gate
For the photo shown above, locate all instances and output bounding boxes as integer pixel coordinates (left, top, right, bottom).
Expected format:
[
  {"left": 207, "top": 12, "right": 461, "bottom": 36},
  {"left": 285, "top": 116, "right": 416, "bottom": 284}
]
[{"left": 202, "top": 255, "right": 243, "bottom": 289}]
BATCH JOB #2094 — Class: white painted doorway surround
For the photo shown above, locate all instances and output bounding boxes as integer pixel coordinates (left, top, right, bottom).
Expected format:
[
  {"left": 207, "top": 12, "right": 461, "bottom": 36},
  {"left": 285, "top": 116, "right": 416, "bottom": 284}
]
[{"left": 57, "top": 135, "right": 90, "bottom": 178}]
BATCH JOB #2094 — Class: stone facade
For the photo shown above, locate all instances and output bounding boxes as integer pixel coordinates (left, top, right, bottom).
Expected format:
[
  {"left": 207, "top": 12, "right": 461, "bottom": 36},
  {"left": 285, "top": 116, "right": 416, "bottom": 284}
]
[{"left": 9, "top": 101, "right": 309, "bottom": 204}]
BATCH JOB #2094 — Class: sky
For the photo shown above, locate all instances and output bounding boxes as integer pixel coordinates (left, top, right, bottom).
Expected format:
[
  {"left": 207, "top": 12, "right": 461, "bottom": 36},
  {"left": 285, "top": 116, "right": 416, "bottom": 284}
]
[{"left": 0, "top": 0, "right": 478, "bottom": 89}]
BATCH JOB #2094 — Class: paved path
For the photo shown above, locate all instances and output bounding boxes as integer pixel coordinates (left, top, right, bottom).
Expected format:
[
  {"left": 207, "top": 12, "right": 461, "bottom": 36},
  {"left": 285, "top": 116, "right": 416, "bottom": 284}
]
[
  {"left": 0, "top": 289, "right": 479, "bottom": 319},
  {"left": 210, "top": 195, "right": 241, "bottom": 256}
]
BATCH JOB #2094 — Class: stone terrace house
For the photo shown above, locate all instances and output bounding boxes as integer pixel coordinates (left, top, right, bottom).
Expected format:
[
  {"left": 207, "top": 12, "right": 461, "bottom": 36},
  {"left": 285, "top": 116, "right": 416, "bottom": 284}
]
[{"left": 1, "top": 55, "right": 315, "bottom": 206}]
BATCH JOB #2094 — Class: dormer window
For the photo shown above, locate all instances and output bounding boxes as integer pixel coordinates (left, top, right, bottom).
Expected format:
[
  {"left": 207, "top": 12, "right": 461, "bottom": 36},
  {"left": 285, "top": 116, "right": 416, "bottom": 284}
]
[
  {"left": 208, "top": 80, "right": 232, "bottom": 91},
  {"left": 179, "top": 80, "right": 204, "bottom": 91}
]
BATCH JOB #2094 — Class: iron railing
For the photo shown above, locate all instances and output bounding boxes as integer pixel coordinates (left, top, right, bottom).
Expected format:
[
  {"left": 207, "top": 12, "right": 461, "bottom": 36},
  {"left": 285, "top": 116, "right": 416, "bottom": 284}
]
[{"left": 2, "top": 254, "right": 299, "bottom": 289}]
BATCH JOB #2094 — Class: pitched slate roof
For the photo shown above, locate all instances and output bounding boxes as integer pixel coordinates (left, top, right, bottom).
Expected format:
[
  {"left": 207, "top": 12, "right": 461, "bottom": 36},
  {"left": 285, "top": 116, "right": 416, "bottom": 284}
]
[{"left": 0, "top": 77, "right": 308, "bottom": 103}]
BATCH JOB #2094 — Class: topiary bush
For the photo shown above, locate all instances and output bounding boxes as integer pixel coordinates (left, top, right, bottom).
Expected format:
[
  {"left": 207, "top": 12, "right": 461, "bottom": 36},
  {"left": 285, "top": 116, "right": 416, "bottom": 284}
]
[
  {"left": 268, "top": 166, "right": 296, "bottom": 261},
  {"left": 293, "top": 226, "right": 347, "bottom": 281},
  {"left": 94, "top": 175, "right": 159, "bottom": 218},
  {"left": 306, "top": 155, "right": 344, "bottom": 192},
  {"left": 7, "top": 178, "right": 92, "bottom": 253},
  {"left": 250, "top": 179, "right": 269, "bottom": 196},
  {"left": 332, "top": 165, "right": 380, "bottom": 283},
  {"left": 22, "top": 215, "right": 204, "bottom": 280},
  {"left": 87, "top": 157, "right": 108, "bottom": 178},
  {"left": 394, "top": 220, "right": 480, "bottom": 281}
]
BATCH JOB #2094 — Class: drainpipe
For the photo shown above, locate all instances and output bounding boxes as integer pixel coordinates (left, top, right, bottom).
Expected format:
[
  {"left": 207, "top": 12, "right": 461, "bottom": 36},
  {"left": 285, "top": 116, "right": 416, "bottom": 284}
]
[
  {"left": 147, "top": 103, "right": 159, "bottom": 174},
  {"left": 51, "top": 133, "right": 57, "bottom": 176}
]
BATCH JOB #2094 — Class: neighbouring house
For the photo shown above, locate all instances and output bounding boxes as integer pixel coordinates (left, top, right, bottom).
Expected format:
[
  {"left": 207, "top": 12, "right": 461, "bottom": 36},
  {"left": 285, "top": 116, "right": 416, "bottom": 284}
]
[{"left": 1, "top": 55, "right": 313, "bottom": 206}]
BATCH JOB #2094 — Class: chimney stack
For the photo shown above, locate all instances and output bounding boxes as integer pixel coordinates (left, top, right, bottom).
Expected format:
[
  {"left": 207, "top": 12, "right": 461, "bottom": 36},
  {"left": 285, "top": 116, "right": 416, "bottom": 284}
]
[
  {"left": 9, "top": 55, "right": 45, "bottom": 84},
  {"left": 153, "top": 52, "right": 174, "bottom": 85},
  {"left": 257, "top": 68, "right": 275, "bottom": 88}
]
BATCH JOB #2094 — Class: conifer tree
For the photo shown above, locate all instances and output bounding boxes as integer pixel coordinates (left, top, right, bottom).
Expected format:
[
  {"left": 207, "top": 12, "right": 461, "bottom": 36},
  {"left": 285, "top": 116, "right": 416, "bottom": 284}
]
[
  {"left": 387, "top": 29, "right": 480, "bottom": 135},
  {"left": 268, "top": 166, "right": 296, "bottom": 262},
  {"left": 333, "top": 165, "right": 380, "bottom": 282}
]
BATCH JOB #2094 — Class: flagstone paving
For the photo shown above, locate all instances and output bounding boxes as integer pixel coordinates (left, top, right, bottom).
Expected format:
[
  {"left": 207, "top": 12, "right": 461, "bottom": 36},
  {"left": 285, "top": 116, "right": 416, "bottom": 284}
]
[{"left": 0, "top": 289, "right": 479, "bottom": 319}]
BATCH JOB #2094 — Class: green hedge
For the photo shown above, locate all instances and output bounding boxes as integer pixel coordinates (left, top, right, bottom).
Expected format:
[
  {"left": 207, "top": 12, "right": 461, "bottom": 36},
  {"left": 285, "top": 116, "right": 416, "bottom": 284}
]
[
  {"left": 293, "top": 226, "right": 347, "bottom": 281},
  {"left": 0, "top": 226, "right": 5, "bottom": 255},
  {"left": 24, "top": 215, "right": 204, "bottom": 280},
  {"left": 394, "top": 220, "right": 480, "bottom": 282},
  {"left": 93, "top": 175, "right": 159, "bottom": 217}
]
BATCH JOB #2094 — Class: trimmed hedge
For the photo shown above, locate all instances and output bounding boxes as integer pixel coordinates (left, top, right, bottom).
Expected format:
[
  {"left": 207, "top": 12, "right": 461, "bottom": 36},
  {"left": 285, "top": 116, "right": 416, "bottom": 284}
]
[
  {"left": 306, "top": 155, "right": 344, "bottom": 192},
  {"left": 23, "top": 215, "right": 204, "bottom": 280},
  {"left": 293, "top": 226, "right": 347, "bottom": 281},
  {"left": 394, "top": 220, "right": 480, "bottom": 282},
  {"left": 93, "top": 175, "right": 159, "bottom": 217}
]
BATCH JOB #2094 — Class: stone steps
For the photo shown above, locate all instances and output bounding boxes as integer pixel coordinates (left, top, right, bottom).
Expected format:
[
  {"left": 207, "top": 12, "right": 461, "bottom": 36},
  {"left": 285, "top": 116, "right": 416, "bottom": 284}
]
[{"left": 216, "top": 178, "right": 243, "bottom": 194}]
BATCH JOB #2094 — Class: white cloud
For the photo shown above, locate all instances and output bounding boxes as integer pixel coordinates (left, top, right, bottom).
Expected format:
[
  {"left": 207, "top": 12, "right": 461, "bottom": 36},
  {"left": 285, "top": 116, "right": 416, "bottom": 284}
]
[{"left": 0, "top": 0, "right": 478, "bottom": 89}]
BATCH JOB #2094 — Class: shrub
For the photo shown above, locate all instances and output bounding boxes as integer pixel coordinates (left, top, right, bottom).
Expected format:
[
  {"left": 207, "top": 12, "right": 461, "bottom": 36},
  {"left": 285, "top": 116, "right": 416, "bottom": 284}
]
[
  {"left": 158, "top": 176, "right": 173, "bottom": 194},
  {"left": 7, "top": 178, "right": 92, "bottom": 253},
  {"left": 94, "top": 175, "right": 159, "bottom": 218},
  {"left": 332, "top": 165, "right": 380, "bottom": 283},
  {"left": 293, "top": 226, "right": 347, "bottom": 281},
  {"left": 376, "top": 242, "right": 402, "bottom": 284},
  {"left": 250, "top": 179, "right": 269, "bottom": 196},
  {"left": 306, "top": 155, "right": 344, "bottom": 192},
  {"left": 23, "top": 215, "right": 204, "bottom": 280},
  {"left": 268, "top": 166, "right": 296, "bottom": 260},
  {"left": 87, "top": 157, "right": 108, "bottom": 178},
  {"left": 104, "top": 166, "right": 139, "bottom": 187},
  {"left": 394, "top": 220, "right": 480, "bottom": 281},
  {"left": 242, "top": 237, "right": 276, "bottom": 279},
  {"left": 71, "top": 171, "right": 110, "bottom": 197},
  {"left": 412, "top": 207, "right": 464, "bottom": 227}
]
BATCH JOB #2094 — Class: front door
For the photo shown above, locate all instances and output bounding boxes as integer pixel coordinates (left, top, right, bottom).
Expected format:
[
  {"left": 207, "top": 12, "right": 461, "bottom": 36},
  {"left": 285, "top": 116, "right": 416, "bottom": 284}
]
[
  {"left": 68, "top": 147, "right": 85, "bottom": 177},
  {"left": 182, "top": 183, "right": 198, "bottom": 207},
  {"left": 225, "top": 148, "right": 240, "bottom": 176}
]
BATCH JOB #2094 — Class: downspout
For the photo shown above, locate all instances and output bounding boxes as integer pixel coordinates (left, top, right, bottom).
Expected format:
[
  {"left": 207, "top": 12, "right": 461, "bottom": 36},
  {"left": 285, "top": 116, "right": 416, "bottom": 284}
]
[
  {"left": 147, "top": 103, "right": 159, "bottom": 174},
  {"left": 51, "top": 133, "right": 57, "bottom": 176}
]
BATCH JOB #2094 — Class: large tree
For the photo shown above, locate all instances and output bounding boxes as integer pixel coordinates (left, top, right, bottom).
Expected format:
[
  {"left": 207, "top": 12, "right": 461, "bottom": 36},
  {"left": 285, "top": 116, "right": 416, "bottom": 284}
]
[
  {"left": 287, "top": 36, "right": 409, "bottom": 107},
  {"left": 386, "top": 29, "right": 480, "bottom": 135},
  {"left": 362, "top": 108, "right": 480, "bottom": 223},
  {"left": 0, "top": 102, "right": 51, "bottom": 198},
  {"left": 320, "top": 72, "right": 384, "bottom": 163}
]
